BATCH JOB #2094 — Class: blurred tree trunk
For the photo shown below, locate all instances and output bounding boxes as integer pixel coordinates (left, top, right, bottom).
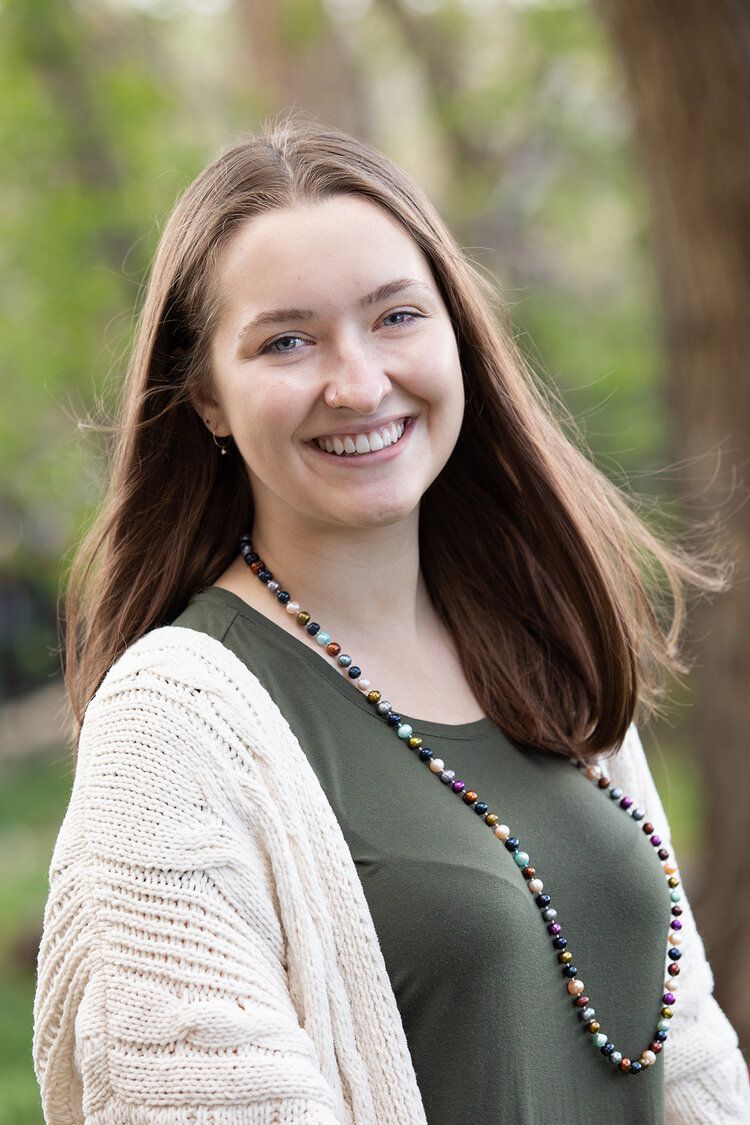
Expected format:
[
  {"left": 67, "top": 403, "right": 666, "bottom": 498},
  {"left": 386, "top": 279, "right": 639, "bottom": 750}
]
[
  {"left": 595, "top": 0, "right": 750, "bottom": 1048},
  {"left": 232, "top": 0, "right": 370, "bottom": 139}
]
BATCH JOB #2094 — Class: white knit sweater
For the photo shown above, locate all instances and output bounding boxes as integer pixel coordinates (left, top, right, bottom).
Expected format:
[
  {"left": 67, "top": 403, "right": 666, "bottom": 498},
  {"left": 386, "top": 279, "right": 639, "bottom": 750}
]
[{"left": 33, "top": 625, "right": 750, "bottom": 1124}]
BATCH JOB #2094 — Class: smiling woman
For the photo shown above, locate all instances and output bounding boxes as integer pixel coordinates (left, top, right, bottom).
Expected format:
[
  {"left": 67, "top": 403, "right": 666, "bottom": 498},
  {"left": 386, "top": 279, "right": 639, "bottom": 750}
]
[{"left": 33, "top": 111, "right": 750, "bottom": 1124}]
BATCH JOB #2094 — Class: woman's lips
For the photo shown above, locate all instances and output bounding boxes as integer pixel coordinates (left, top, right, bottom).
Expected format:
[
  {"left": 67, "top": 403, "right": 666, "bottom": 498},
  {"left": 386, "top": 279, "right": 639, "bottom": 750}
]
[{"left": 306, "top": 416, "right": 416, "bottom": 467}]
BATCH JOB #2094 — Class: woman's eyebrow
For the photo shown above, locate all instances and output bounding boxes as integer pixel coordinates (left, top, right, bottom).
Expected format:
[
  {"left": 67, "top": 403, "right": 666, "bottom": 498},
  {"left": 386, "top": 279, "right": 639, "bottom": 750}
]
[{"left": 236, "top": 277, "right": 433, "bottom": 345}]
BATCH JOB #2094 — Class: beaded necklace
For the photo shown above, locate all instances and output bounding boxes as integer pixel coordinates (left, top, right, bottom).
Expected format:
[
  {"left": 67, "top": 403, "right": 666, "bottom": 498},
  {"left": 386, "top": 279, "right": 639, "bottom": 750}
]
[{"left": 238, "top": 533, "right": 683, "bottom": 1076}]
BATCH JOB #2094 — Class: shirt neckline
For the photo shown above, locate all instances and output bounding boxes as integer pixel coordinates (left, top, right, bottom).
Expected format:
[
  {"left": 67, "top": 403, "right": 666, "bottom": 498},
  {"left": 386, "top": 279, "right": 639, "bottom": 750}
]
[{"left": 193, "top": 585, "right": 499, "bottom": 740}]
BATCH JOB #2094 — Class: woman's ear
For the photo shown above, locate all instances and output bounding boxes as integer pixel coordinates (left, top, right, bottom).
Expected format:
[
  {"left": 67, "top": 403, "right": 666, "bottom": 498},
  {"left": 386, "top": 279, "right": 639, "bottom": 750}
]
[{"left": 188, "top": 392, "right": 232, "bottom": 438}]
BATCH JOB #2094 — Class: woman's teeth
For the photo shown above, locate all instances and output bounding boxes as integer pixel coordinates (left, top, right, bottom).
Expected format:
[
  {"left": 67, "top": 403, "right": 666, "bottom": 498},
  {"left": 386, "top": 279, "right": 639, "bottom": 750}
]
[{"left": 315, "top": 418, "right": 407, "bottom": 455}]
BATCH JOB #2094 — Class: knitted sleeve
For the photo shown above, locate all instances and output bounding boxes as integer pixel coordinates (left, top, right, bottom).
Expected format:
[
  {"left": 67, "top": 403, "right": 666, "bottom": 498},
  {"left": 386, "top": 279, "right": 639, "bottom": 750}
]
[
  {"left": 608, "top": 723, "right": 750, "bottom": 1124},
  {"left": 32, "top": 670, "right": 346, "bottom": 1124}
]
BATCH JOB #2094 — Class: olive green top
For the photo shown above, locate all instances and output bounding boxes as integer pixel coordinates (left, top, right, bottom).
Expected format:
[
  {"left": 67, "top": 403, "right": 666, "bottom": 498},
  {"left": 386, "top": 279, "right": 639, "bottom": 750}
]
[{"left": 169, "top": 585, "right": 668, "bottom": 1124}]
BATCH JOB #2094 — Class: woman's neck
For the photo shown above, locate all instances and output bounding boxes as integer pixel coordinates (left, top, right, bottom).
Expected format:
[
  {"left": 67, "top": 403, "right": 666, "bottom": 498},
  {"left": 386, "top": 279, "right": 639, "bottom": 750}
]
[{"left": 243, "top": 509, "right": 438, "bottom": 655}]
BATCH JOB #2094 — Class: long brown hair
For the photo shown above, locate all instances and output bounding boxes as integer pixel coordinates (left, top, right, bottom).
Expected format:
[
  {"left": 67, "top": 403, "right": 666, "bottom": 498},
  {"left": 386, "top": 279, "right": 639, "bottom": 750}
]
[{"left": 62, "top": 109, "right": 730, "bottom": 762}]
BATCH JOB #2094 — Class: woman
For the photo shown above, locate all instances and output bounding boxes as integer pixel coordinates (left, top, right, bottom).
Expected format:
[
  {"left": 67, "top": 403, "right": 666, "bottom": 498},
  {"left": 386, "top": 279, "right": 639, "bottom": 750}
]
[{"left": 33, "top": 114, "right": 750, "bottom": 1123}]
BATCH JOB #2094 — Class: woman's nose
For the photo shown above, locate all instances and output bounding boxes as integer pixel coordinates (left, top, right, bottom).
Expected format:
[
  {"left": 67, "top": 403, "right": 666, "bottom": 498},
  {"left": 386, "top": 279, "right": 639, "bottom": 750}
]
[{"left": 324, "top": 338, "right": 392, "bottom": 413}]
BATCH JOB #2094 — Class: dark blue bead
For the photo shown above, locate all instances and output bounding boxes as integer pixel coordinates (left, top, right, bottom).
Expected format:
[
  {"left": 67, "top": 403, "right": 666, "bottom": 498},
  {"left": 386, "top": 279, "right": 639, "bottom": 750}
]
[
  {"left": 277, "top": 591, "right": 291, "bottom": 603},
  {"left": 258, "top": 568, "right": 272, "bottom": 582},
  {"left": 656, "top": 1030, "right": 668, "bottom": 1042},
  {"left": 418, "top": 748, "right": 433, "bottom": 761},
  {"left": 474, "top": 802, "right": 488, "bottom": 815},
  {"left": 347, "top": 666, "right": 361, "bottom": 679},
  {"left": 563, "top": 965, "right": 577, "bottom": 978},
  {"left": 601, "top": 1043, "right": 615, "bottom": 1057},
  {"left": 668, "top": 948, "right": 682, "bottom": 961},
  {"left": 536, "top": 894, "right": 551, "bottom": 908},
  {"left": 504, "top": 837, "right": 520, "bottom": 851},
  {"left": 248, "top": 552, "right": 260, "bottom": 563},
  {"left": 240, "top": 542, "right": 253, "bottom": 557},
  {"left": 387, "top": 712, "right": 401, "bottom": 726},
  {"left": 630, "top": 1061, "right": 643, "bottom": 1074},
  {"left": 306, "top": 622, "right": 320, "bottom": 635},
  {"left": 552, "top": 936, "right": 567, "bottom": 950}
]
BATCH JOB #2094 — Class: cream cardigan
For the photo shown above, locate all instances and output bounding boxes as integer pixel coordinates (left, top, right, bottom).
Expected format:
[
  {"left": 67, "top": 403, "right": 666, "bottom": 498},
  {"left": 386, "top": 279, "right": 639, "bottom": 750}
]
[{"left": 33, "top": 625, "right": 750, "bottom": 1123}]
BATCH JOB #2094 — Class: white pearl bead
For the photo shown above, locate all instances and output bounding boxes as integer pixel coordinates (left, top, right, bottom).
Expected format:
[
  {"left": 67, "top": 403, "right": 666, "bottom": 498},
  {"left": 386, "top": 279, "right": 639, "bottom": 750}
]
[
  {"left": 429, "top": 758, "right": 445, "bottom": 773},
  {"left": 585, "top": 765, "right": 602, "bottom": 780},
  {"left": 286, "top": 600, "right": 300, "bottom": 614},
  {"left": 668, "top": 932, "right": 682, "bottom": 946},
  {"left": 641, "top": 1050, "right": 656, "bottom": 1067},
  {"left": 356, "top": 678, "right": 371, "bottom": 693},
  {"left": 528, "top": 878, "right": 543, "bottom": 894},
  {"left": 495, "top": 824, "right": 510, "bottom": 840}
]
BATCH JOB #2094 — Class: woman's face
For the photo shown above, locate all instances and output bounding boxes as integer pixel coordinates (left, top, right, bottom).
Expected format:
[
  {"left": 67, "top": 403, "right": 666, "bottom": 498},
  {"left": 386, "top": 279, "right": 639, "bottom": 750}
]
[{"left": 203, "top": 194, "right": 465, "bottom": 534}]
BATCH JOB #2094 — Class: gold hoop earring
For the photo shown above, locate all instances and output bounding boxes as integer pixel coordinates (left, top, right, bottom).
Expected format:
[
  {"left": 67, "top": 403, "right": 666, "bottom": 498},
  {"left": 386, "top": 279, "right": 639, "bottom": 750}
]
[{"left": 205, "top": 417, "right": 231, "bottom": 455}]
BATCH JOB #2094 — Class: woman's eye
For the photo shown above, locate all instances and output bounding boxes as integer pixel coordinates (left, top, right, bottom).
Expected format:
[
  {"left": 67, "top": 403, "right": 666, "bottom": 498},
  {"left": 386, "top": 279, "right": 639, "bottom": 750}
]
[
  {"left": 260, "top": 311, "right": 423, "bottom": 355},
  {"left": 383, "top": 310, "right": 422, "bottom": 328},
  {"left": 260, "top": 334, "right": 307, "bottom": 355}
]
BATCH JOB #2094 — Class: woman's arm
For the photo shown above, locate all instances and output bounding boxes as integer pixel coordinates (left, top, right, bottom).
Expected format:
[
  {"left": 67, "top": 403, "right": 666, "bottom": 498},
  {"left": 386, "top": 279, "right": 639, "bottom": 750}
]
[
  {"left": 33, "top": 673, "right": 347, "bottom": 1124},
  {"left": 608, "top": 723, "right": 750, "bottom": 1124}
]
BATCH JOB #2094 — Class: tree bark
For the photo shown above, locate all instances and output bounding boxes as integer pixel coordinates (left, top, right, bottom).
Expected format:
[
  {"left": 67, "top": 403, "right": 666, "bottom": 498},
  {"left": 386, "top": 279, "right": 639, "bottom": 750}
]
[
  {"left": 232, "top": 0, "right": 370, "bottom": 140},
  {"left": 594, "top": 0, "right": 750, "bottom": 1049}
]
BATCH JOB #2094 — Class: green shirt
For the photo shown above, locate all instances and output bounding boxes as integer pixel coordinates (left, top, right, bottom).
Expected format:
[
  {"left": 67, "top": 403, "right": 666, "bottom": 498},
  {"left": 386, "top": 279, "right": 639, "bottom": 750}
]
[{"left": 170, "top": 585, "right": 668, "bottom": 1124}]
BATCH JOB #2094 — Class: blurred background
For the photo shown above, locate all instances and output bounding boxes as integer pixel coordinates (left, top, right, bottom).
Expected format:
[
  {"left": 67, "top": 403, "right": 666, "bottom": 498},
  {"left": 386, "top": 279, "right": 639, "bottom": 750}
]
[{"left": 1, "top": 0, "right": 748, "bottom": 1118}]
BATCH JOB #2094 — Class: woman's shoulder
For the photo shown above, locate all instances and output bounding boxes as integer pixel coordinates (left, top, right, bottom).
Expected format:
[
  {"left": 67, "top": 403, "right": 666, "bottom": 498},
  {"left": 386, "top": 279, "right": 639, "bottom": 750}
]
[
  {"left": 85, "top": 622, "right": 285, "bottom": 748},
  {"left": 94, "top": 622, "right": 251, "bottom": 696}
]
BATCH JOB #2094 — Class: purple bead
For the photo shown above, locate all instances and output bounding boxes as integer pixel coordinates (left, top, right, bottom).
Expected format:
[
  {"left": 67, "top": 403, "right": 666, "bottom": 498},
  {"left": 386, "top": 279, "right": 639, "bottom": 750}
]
[
  {"left": 548, "top": 923, "right": 562, "bottom": 935},
  {"left": 452, "top": 780, "right": 466, "bottom": 793},
  {"left": 663, "top": 991, "right": 676, "bottom": 1005},
  {"left": 670, "top": 919, "right": 682, "bottom": 930},
  {"left": 650, "top": 835, "right": 662, "bottom": 846},
  {"left": 619, "top": 796, "right": 633, "bottom": 810}
]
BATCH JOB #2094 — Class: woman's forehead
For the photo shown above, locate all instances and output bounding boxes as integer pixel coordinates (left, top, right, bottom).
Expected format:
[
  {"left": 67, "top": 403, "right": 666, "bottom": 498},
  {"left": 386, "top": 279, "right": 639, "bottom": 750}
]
[{"left": 214, "top": 199, "right": 436, "bottom": 326}]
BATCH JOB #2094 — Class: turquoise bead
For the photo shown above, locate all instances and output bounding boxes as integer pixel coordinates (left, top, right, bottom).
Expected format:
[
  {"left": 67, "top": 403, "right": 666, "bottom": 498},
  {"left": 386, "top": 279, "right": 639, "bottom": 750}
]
[
  {"left": 657, "top": 1018, "right": 671, "bottom": 1031},
  {"left": 513, "top": 851, "right": 530, "bottom": 867},
  {"left": 670, "top": 890, "right": 682, "bottom": 903},
  {"left": 397, "top": 724, "right": 413, "bottom": 740},
  {"left": 593, "top": 1032, "right": 607, "bottom": 1048},
  {"left": 316, "top": 632, "right": 330, "bottom": 645}
]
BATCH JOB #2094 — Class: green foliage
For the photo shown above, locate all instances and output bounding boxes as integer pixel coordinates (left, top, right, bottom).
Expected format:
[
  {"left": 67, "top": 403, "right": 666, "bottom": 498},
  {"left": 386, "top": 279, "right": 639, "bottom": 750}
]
[
  {"left": 0, "top": 750, "right": 74, "bottom": 1123},
  {"left": 0, "top": 0, "right": 211, "bottom": 683}
]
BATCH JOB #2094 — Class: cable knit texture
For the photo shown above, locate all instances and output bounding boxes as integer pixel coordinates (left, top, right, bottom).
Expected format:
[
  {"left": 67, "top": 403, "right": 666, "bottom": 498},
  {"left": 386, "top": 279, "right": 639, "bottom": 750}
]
[{"left": 33, "top": 625, "right": 750, "bottom": 1123}]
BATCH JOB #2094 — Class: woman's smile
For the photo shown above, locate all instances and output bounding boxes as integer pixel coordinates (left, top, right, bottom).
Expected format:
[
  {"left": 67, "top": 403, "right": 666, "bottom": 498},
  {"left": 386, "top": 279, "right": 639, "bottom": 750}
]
[{"left": 305, "top": 415, "right": 417, "bottom": 468}]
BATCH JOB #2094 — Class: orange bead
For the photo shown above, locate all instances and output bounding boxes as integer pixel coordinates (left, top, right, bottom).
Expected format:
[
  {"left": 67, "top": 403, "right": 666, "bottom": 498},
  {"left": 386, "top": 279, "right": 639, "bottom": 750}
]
[
  {"left": 327, "top": 641, "right": 341, "bottom": 656},
  {"left": 620, "top": 1058, "right": 631, "bottom": 1072}
]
